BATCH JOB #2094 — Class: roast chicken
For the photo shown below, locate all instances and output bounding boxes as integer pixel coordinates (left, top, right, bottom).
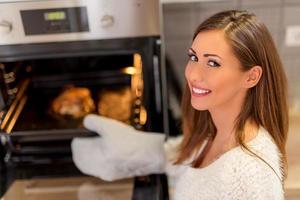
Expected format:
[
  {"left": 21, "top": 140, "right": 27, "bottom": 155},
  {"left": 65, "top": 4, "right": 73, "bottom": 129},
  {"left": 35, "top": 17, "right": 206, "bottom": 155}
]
[{"left": 52, "top": 86, "right": 95, "bottom": 118}]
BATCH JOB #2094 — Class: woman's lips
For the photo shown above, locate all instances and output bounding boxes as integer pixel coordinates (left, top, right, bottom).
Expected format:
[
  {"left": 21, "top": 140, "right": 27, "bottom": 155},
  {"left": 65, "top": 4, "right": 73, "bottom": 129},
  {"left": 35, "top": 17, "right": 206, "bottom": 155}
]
[{"left": 191, "top": 86, "right": 211, "bottom": 97}]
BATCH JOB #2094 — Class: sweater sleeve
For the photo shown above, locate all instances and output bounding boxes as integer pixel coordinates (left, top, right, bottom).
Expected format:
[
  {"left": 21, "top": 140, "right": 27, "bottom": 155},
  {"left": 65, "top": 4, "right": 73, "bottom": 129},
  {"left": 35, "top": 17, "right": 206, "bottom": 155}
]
[{"left": 163, "top": 136, "right": 188, "bottom": 177}]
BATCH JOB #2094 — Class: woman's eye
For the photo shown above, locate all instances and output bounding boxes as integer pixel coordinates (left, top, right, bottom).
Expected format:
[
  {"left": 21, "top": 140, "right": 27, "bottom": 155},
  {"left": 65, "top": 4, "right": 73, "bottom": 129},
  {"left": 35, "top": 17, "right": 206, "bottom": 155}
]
[
  {"left": 188, "top": 53, "right": 198, "bottom": 62},
  {"left": 207, "top": 60, "right": 220, "bottom": 67}
]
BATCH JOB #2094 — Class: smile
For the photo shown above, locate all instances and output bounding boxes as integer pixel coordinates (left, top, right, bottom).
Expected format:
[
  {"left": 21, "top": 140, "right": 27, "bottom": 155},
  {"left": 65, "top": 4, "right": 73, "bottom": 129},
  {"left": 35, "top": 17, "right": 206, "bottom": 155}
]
[{"left": 191, "top": 86, "right": 211, "bottom": 96}]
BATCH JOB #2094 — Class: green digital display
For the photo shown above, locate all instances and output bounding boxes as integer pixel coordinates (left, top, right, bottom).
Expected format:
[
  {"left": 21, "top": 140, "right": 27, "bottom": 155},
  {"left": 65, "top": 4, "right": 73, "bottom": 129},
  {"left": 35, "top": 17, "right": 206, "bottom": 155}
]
[{"left": 44, "top": 11, "right": 66, "bottom": 21}]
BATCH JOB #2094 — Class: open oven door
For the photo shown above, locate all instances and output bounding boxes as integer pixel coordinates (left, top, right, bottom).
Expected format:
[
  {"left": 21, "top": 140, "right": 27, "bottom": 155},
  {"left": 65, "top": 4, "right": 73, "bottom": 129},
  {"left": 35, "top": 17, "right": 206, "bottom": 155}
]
[{"left": 0, "top": 38, "right": 169, "bottom": 200}]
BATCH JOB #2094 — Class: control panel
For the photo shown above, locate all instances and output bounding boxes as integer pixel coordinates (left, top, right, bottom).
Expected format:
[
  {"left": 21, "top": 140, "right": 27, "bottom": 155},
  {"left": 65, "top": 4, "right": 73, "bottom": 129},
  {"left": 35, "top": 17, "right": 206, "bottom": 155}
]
[{"left": 0, "top": 0, "right": 160, "bottom": 45}]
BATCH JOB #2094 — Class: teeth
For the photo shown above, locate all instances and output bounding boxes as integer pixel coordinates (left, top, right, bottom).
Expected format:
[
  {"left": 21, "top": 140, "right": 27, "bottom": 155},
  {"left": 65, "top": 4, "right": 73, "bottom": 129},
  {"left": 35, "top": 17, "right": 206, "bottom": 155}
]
[{"left": 192, "top": 87, "right": 210, "bottom": 94}]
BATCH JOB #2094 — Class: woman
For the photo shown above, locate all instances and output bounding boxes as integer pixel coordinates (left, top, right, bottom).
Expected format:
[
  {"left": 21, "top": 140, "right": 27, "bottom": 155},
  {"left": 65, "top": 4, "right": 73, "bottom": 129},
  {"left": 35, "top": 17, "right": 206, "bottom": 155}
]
[{"left": 72, "top": 10, "right": 288, "bottom": 199}]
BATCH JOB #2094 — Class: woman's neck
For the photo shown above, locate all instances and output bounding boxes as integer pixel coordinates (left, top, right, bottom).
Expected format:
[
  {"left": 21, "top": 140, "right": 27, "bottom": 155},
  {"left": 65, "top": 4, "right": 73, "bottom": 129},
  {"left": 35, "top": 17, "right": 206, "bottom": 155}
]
[
  {"left": 209, "top": 106, "right": 259, "bottom": 147},
  {"left": 209, "top": 106, "right": 240, "bottom": 142}
]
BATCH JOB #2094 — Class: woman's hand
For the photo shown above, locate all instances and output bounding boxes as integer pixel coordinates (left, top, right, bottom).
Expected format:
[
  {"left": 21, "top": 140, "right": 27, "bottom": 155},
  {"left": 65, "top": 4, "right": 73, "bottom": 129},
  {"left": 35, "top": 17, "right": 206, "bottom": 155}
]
[{"left": 71, "top": 114, "right": 166, "bottom": 181}]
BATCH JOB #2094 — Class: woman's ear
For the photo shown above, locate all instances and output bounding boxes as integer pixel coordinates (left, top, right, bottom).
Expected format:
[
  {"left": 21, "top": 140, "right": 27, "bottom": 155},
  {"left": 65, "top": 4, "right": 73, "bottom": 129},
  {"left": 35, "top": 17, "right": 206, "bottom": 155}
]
[{"left": 244, "top": 65, "right": 262, "bottom": 88}]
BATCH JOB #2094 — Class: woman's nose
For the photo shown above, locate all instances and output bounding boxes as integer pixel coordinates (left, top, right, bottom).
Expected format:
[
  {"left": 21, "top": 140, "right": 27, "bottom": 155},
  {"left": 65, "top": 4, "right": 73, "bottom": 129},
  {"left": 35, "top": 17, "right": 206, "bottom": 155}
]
[{"left": 186, "top": 63, "right": 205, "bottom": 83}]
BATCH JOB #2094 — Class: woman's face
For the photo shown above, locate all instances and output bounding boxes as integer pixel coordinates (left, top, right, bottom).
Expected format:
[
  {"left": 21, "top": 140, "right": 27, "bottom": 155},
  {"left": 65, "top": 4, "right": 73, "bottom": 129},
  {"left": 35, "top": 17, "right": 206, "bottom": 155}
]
[{"left": 185, "top": 29, "right": 249, "bottom": 112}]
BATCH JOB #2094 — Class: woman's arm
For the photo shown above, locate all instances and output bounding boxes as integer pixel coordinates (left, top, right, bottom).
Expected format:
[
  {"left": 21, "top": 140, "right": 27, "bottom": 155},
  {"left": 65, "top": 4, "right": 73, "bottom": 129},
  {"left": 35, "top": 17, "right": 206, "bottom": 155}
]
[{"left": 71, "top": 114, "right": 184, "bottom": 181}]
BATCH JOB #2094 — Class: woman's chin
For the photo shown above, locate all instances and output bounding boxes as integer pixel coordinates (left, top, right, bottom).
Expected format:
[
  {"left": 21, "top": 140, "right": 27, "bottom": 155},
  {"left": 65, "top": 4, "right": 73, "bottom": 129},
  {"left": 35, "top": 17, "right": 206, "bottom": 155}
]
[{"left": 191, "top": 102, "right": 209, "bottom": 111}]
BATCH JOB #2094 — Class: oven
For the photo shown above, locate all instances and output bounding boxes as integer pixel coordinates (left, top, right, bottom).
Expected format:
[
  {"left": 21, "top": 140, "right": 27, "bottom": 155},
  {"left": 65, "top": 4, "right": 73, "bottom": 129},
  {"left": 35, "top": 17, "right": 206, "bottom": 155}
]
[{"left": 0, "top": 0, "right": 169, "bottom": 199}]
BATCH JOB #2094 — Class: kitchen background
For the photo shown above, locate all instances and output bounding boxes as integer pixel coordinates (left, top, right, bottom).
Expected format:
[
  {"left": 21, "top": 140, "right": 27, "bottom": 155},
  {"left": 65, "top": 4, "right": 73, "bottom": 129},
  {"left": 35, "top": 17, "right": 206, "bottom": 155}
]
[
  {"left": 162, "top": 0, "right": 300, "bottom": 198},
  {"left": 0, "top": 0, "right": 299, "bottom": 199}
]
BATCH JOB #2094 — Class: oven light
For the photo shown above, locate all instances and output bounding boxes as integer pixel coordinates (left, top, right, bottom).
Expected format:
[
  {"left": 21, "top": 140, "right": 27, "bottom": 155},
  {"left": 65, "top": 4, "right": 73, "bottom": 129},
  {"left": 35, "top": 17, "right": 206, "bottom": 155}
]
[
  {"left": 139, "top": 106, "right": 147, "bottom": 125},
  {"left": 122, "top": 67, "right": 136, "bottom": 75}
]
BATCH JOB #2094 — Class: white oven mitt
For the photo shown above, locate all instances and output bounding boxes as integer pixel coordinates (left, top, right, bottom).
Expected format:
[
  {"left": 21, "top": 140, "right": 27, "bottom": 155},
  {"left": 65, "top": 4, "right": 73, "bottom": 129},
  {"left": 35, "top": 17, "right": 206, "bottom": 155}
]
[{"left": 71, "top": 114, "right": 178, "bottom": 181}]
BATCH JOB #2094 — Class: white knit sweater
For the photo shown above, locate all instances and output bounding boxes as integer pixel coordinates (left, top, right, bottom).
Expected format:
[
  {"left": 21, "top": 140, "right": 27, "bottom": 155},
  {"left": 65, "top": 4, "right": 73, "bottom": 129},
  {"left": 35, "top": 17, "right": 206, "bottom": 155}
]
[{"left": 165, "top": 126, "right": 284, "bottom": 200}]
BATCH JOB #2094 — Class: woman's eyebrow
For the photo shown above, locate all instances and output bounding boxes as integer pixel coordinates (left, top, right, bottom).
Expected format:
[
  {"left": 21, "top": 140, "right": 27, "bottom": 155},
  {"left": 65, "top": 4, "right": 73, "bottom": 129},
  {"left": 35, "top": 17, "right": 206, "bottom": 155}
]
[
  {"left": 189, "top": 48, "right": 197, "bottom": 54},
  {"left": 189, "top": 48, "right": 222, "bottom": 59},
  {"left": 203, "top": 53, "right": 222, "bottom": 59}
]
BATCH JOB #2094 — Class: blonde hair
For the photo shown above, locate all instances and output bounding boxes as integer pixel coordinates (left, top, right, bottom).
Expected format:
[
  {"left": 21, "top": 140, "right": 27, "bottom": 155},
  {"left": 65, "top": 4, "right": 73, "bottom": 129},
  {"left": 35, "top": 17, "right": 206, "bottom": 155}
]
[{"left": 176, "top": 10, "right": 289, "bottom": 181}]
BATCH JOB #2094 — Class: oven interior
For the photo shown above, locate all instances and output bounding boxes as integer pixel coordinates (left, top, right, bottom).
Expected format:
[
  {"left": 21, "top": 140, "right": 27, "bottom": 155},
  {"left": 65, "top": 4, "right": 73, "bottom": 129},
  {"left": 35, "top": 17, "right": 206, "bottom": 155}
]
[{"left": 0, "top": 53, "right": 140, "bottom": 163}]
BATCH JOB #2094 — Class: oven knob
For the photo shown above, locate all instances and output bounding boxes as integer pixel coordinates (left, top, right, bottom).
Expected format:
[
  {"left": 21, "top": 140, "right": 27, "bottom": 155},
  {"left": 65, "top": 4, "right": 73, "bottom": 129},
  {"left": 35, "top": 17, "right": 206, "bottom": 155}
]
[
  {"left": 0, "top": 20, "right": 12, "bottom": 34},
  {"left": 100, "top": 15, "right": 114, "bottom": 28}
]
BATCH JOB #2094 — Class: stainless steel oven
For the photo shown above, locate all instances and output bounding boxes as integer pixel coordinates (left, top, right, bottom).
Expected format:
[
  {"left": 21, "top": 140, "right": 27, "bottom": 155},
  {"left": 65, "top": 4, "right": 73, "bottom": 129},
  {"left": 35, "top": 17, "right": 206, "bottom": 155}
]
[{"left": 0, "top": 0, "right": 169, "bottom": 199}]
